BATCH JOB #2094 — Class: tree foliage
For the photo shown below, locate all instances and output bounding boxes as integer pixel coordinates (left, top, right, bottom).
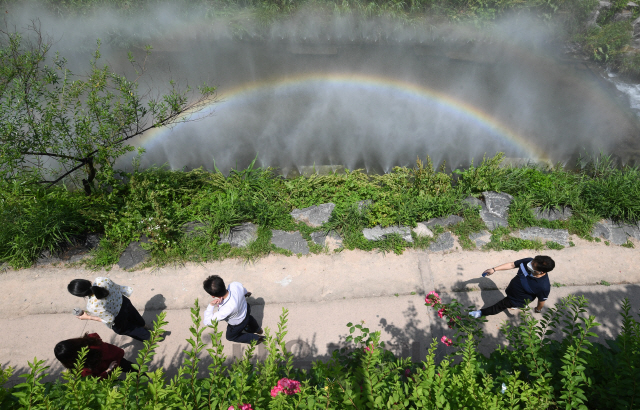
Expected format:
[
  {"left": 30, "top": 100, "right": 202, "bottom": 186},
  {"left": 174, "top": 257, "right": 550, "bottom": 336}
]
[{"left": 0, "top": 21, "right": 216, "bottom": 195}]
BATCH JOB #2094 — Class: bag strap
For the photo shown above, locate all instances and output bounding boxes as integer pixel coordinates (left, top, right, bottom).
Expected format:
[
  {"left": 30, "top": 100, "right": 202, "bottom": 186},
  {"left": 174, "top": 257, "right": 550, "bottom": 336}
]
[{"left": 518, "top": 263, "right": 535, "bottom": 295}]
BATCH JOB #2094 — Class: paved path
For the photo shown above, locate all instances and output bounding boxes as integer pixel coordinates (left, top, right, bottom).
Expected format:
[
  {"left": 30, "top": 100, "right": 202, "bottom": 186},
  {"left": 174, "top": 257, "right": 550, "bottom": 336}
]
[{"left": 1, "top": 240, "right": 639, "bottom": 385}]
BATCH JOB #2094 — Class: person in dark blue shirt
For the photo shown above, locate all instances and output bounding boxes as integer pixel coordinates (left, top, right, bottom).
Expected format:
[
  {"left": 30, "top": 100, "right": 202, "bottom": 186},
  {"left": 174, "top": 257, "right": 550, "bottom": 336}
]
[{"left": 469, "top": 255, "right": 555, "bottom": 318}]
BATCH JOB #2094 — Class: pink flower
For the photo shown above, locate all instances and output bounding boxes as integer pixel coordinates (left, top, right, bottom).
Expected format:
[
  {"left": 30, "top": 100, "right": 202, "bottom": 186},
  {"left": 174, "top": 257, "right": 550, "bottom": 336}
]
[
  {"left": 270, "top": 386, "right": 282, "bottom": 397},
  {"left": 239, "top": 405, "right": 252, "bottom": 410},
  {"left": 404, "top": 368, "right": 411, "bottom": 377},
  {"left": 440, "top": 336, "right": 452, "bottom": 347},
  {"left": 228, "top": 407, "right": 235, "bottom": 410},
  {"left": 271, "top": 378, "right": 301, "bottom": 396},
  {"left": 437, "top": 307, "right": 446, "bottom": 319},
  {"left": 425, "top": 291, "right": 441, "bottom": 306}
]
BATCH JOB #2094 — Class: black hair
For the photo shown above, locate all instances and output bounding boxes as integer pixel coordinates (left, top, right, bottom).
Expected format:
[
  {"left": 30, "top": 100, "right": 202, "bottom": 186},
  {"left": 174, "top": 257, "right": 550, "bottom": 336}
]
[
  {"left": 54, "top": 333, "right": 102, "bottom": 371},
  {"left": 67, "top": 279, "right": 110, "bottom": 299},
  {"left": 203, "top": 275, "right": 226, "bottom": 297},
  {"left": 533, "top": 255, "right": 555, "bottom": 273}
]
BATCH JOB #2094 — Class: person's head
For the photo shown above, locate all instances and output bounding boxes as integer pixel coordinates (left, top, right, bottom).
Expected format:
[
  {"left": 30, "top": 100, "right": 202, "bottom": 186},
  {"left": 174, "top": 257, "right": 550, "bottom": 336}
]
[
  {"left": 532, "top": 255, "right": 555, "bottom": 273},
  {"left": 54, "top": 334, "right": 102, "bottom": 370},
  {"left": 203, "top": 275, "right": 227, "bottom": 297},
  {"left": 67, "top": 279, "right": 109, "bottom": 299}
]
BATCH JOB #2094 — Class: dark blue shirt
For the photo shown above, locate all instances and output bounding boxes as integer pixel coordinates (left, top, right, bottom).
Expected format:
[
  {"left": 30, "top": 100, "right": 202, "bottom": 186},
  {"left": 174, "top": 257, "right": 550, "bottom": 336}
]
[{"left": 505, "top": 258, "right": 551, "bottom": 307}]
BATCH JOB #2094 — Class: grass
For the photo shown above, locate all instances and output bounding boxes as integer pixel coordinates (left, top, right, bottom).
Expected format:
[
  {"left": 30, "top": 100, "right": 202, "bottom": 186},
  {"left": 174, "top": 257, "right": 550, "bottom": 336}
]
[
  {"left": 449, "top": 207, "right": 486, "bottom": 250},
  {"left": 622, "top": 240, "right": 635, "bottom": 248},
  {"left": 546, "top": 241, "right": 565, "bottom": 250},
  {"left": 599, "top": 280, "right": 611, "bottom": 286},
  {"left": 484, "top": 227, "right": 544, "bottom": 252},
  {"left": 2, "top": 153, "right": 640, "bottom": 269}
]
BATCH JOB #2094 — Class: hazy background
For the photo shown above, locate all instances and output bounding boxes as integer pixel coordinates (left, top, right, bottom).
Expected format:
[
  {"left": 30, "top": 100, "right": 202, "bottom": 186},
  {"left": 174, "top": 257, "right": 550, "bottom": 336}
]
[{"left": 5, "top": 3, "right": 640, "bottom": 173}]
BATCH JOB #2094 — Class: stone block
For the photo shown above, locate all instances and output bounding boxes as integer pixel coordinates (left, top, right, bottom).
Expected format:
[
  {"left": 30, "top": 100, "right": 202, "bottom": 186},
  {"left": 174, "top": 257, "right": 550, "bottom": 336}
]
[
  {"left": 532, "top": 207, "right": 572, "bottom": 221},
  {"left": 118, "top": 235, "right": 151, "bottom": 270},
  {"left": 413, "top": 223, "right": 434, "bottom": 238},
  {"left": 516, "top": 227, "right": 569, "bottom": 247},
  {"left": 362, "top": 225, "right": 413, "bottom": 243},
  {"left": 480, "top": 212, "right": 509, "bottom": 230},
  {"left": 84, "top": 233, "right": 103, "bottom": 250},
  {"left": 591, "top": 220, "right": 639, "bottom": 245},
  {"left": 423, "top": 215, "right": 464, "bottom": 228},
  {"left": 482, "top": 191, "right": 513, "bottom": 219},
  {"left": 219, "top": 223, "right": 258, "bottom": 247},
  {"left": 469, "top": 230, "right": 491, "bottom": 248},
  {"left": 428, "top": 232, "right": 455, "bottom": 252},
  {"left": 310, "top": 230, "right": 343, "bottom": 249},
  {"left": 357, "top": 200, "right": 373, "bottom": 211},
  {"left": 181, "top": 221, "right": 209, "bottom": 238},
  {"left": 290, "top": 203, "right": 335, "bottom": 227},
  {"left": 271, "top": 230, "right": 310, "bottom": 254},
  {"left": 462, "top": 196, "right": 485, "bottom": 210}
]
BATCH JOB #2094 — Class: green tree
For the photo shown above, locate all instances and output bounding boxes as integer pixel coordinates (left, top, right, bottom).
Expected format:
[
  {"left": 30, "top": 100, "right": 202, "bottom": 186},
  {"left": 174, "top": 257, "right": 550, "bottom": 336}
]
[{"left": 0, "top": 21, "right": 216, "bottom": 195}]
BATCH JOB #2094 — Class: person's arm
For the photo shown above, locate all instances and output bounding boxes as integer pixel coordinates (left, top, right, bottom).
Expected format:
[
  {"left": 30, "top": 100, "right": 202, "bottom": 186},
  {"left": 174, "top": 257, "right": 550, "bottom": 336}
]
[
  {"left": 76, "top": 312, "right": 103, "bottom": 322},
  {"left": 483, "top": 262, "right": 516, "bottom": 276}
]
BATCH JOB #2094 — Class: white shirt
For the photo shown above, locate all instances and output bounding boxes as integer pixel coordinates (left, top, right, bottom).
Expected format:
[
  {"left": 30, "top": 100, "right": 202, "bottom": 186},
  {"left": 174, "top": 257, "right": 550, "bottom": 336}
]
[
  {"left": 203, "top": 282, "right": 248, "bottom": 326},
  {"left": 85, "top": 277, "right": 133, "bottom": 328}
]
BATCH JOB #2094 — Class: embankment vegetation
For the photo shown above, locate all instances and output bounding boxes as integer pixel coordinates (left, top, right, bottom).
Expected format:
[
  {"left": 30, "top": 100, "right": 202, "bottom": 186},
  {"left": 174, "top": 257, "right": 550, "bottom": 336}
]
[
  {"left": 1, "top": 151, "right": 639, "bottom": 269},
  {"left": 1, "top": 295, "right": 639, "bottom": 409}
]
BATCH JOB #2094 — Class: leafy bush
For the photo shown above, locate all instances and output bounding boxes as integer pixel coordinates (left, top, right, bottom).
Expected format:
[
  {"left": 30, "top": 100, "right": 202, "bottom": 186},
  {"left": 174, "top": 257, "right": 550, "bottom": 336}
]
[{"left": 2, "top": 295, "right": 639, "bottom": 409}]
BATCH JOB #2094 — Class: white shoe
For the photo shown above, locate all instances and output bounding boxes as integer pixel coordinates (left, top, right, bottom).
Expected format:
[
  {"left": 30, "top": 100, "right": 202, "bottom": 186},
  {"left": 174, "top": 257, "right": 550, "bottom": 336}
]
[{"left": 469, "top": 310, "right": 482, "bottom": 319}]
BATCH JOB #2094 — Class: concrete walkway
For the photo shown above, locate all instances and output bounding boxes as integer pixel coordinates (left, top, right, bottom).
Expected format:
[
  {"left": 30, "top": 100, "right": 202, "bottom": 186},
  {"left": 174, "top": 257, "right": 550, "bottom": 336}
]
[{"left": 1, "top": 238, "right": 639, "bottom": 385}]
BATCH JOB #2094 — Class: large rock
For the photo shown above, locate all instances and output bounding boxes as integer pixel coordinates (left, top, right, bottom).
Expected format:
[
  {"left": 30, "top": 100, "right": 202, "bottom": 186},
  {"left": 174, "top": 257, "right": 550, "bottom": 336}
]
[
  {"left": 614, "top": 9, "right": 634, "bottom": 22},
  {"left": 219, "top": 223, "right": 258, "bottom": 247},
  {"left": 480, "top": 191, "right": 513, "bottom": 230},
  {"left": 591, "top": 220, "right": 640, "bottom": 245},
  {"left": 480, "top": 212, "right": 509, "bottom": 230},
  {"left": 84, "top": 233, "right": 103, "bottom": 250},
  {"left": 428, "top": 232, "right": 455, "bottom": 252},
  {"left": 483, "top": 191, "right": 513, "bottom": 219},
  {"left": 462, "top": 196, "right": 485, "bottom": 209},
  {"left": 362, "top": 225, "right": 413, "bottom": 243},
  {"left": 412, "top": 223, "right": 434, "bottom": 238},
  {"left": 290, "top": 203, "right": 335, "bottom": 227},
  {"left": 357, "top": 200, "right": 373, "bottom": 211},
  {"left": 118, "top": 235, "right": 151, "bottom": 270},
  {"left": 423, "top": 215, "right": 464, "bottom": 228},
  {"left": 469, "top": 230, "right": 491, "bottom": 248},
  {"left": 532, "top": 207, "right": 572, "bottom": 221},
  {"left": 516, "top": 227, "right": 569, "bottom": 247},
  {"left": 310, "top": 230, "right": 343, "bottom": 249},
  {"left": 181, "top": 221, "right": 209, "bottom": 238},
  {"left": 271, "top": 230, "right": 310, "bottom": 254}
]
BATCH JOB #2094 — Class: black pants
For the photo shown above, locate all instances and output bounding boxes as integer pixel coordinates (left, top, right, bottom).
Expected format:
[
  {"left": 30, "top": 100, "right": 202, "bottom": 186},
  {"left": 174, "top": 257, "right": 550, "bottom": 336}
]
[
  {"left": 118, "top": 358, "right": 135, "bottom": 373},
  {"left": 112, "top": 296, "right": 151, "bottom": 341},
  {"left": 480, "top": 297, "right": 517, "bottom": 316},
  {"left": 226, "top": 304, "right": 261, "bottom": 344}
]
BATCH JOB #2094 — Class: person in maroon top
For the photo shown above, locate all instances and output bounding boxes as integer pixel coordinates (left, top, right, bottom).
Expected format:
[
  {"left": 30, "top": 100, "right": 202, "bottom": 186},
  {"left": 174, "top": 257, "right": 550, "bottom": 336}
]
[{"left": 54, "top": 333, "right": 135, "bottom": 379}]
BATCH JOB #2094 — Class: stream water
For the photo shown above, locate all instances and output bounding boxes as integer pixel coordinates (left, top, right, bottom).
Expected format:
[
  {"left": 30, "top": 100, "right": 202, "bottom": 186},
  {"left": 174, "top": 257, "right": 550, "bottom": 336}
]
[{"left": 118, "top": 39, "right": 640, "bottom": 174}]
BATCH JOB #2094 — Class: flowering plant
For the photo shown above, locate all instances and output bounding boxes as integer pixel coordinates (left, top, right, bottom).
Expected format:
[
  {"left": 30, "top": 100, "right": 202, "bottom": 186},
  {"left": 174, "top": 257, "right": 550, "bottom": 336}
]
[
  {"left": 424, "top": 290, "right": 485, "bottom": 351},
  {"left": 270, "top": 378, "right": 301, "bottom": 397}
]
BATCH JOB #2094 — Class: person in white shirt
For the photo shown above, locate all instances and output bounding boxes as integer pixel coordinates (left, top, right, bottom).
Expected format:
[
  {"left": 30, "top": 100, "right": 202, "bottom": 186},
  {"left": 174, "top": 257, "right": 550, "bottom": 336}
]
[{"left": 202, "top": 275, "right": 264, "bottom": 344}]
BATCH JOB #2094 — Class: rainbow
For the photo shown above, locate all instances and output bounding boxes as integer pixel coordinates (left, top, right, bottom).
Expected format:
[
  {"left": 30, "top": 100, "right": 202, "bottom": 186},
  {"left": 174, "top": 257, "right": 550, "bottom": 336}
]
[{"left": 139, "top": 72, "right": 550, "bottom": 164}]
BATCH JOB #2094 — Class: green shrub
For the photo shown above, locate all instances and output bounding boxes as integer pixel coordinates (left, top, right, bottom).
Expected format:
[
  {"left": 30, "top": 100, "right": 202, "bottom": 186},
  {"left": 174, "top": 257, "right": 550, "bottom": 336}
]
[
  {"left": 0, "top": 180, "right": 92, "bottom": 268},
  {"left": 2, "top": 295, "right": 639, "bottom": 409}
]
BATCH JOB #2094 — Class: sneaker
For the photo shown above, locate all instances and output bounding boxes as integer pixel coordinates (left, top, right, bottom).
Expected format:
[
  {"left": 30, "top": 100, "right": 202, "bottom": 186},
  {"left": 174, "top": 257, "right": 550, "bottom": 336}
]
[
  {"left": 469, "top": 310, "right": 482, "bottom": 319},
  {"left": 257, "top": 336, "right": 266, "bottom": 345},
  {"left": 256, "top": 328, "right": 263, "bottom": 335}
]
